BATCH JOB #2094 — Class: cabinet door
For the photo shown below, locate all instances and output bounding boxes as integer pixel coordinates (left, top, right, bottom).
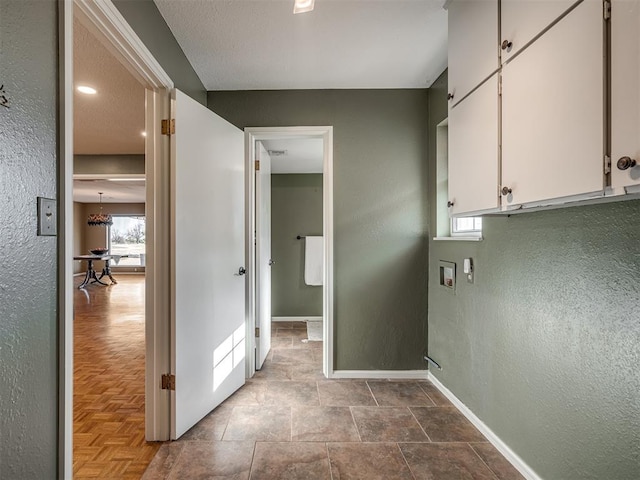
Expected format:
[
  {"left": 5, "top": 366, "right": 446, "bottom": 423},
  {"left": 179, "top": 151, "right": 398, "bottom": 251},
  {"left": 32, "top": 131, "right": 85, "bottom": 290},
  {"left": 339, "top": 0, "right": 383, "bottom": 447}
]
[
  {"left": 611, "top": 0, "right": 640, "bottom": 189},
  {"left": 501, "top": 0, "right": 579, "bottom": 62},
  {"left": 501, "top": 0, "right": 604, "bottom": 207},
  {"left": 448, "top": 0, "right": 499, "bottom": 106},
  {"left": 448, "top": 74, "right": 500, "bottom": 216}
]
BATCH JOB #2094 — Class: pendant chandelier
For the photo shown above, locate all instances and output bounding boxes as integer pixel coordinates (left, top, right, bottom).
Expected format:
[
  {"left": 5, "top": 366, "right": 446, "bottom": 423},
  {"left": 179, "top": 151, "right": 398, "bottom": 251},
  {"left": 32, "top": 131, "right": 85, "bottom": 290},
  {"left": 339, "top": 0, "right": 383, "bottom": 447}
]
[{"left": 87, "top": 192, "right": 113, "bottom": 226}]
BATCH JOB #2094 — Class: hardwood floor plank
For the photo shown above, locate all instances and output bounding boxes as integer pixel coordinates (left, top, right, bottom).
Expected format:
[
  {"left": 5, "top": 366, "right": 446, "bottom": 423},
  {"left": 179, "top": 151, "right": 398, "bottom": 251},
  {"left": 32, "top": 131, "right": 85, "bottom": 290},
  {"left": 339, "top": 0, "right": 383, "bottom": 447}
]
[{"left": 73, "top": 274, "right": 159, "bottom": 479}]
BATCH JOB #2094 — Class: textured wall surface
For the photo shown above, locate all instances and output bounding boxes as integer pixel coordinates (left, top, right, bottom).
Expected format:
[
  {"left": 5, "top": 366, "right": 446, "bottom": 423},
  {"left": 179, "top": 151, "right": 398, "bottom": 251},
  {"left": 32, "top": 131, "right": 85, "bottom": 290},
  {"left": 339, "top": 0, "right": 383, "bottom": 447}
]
[
  {"left": 112, "top": 0, "right": 206, "bottom": 105},
  {"left": 428, "top": 70, "right": 640, "bottom": 479},
  {"left": 271, "top": 174, "right": 323, "bottom": 317},
  {"left": 0, "top": 0, "right": 59, "bottom": 477},
  {"left": 209, "top": 90, "right": 430, "bottom": 370}
]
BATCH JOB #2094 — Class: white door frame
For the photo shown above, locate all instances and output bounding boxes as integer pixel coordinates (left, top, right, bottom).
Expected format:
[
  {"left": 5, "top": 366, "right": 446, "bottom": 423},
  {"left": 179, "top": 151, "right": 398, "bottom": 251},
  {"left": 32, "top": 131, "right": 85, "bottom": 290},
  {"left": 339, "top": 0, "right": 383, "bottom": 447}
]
[
  {"left": 60, "top": 1, "right": 174, "bottom": 477},
  {"left": 244, "top": 127, "right": 335, "bottom": 379}
]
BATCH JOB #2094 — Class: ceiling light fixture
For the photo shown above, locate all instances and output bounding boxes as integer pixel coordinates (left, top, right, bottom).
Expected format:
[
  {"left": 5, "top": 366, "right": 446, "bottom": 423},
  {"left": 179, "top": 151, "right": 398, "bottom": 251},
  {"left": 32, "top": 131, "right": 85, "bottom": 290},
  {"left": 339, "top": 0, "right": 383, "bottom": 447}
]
[
  {"left": 77, "top": 85, "right": 97, "bottom": 95},
  {"left": 87, "top": 192, "right": 113, "bottom": 226},
  {"left": 293, "top": 0, "right": 314, "bottom": 14}
]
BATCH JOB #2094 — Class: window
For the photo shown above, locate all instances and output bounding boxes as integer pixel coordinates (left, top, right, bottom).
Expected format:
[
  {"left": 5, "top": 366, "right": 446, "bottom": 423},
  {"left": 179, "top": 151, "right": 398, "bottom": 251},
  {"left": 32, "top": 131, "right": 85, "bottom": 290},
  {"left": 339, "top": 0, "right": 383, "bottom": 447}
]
[
  {"left": 435, "top": 118, "right": 483, "bottom": 240},
  {"left": 452, "top": 217, "right": 483, "bottom": 236},
  {"left": 108, "top": 215, "right": 146, "bottom": 266}
]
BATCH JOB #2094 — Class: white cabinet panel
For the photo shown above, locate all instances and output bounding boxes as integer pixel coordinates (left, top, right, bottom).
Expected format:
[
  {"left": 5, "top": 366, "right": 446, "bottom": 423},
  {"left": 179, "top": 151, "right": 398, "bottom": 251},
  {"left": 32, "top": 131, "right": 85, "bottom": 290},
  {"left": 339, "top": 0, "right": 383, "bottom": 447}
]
[
  {"left": 611, "top": 0, "right": 640, "bottom": 189},
  {"left": 501, "top": 0, "right": 579, "bottom": 62},
  {"left": 448, "top": 74, "right": 500, "bottom": 215},
  {"left": 502, "top": 0, "right": 604, "bottom": 207},
  {"left": 448, "top": 0, "right": 498, "bottom": 105}
]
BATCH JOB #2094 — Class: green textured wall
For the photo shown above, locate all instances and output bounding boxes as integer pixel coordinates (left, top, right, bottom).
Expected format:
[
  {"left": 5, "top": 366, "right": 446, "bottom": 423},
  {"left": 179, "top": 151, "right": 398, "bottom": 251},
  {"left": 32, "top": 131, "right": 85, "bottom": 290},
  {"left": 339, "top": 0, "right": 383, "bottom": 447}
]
[
  {"left": 428, "top": 70, "right": 640, "bottom": 479},
  {"left": 271, "top": 174, "right": 323, "bottom": 317},
  {"left": 112, "top": 0, "right": 206, "bottom": 105},
  {"left": 0, "top": 0, "right": 58, "bottom": 477},
  {"left": 209, "top": 90, "right": 430, "bottom": 370},
  {"left": 74, "top": 154, "right": 144, "bottom": 175}
]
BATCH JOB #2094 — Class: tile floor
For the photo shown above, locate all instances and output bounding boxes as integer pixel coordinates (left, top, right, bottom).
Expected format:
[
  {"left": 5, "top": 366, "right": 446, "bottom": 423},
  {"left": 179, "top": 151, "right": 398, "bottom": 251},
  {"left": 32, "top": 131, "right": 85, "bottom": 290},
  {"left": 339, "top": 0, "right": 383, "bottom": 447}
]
[{"left": 143, "top": 321, "right": 524, "bottom": 480}]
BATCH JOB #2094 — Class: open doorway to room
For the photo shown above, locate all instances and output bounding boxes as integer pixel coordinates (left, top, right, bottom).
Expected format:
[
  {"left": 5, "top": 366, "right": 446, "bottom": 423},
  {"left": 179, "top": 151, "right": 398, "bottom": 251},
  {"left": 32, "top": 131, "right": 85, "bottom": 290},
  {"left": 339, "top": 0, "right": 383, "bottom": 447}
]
[
  {"left": 71, "top": 13, "right": 156, "bottom": 478},
  {"left": 246, "top": 127, "right": 334, "bottom": 380}
]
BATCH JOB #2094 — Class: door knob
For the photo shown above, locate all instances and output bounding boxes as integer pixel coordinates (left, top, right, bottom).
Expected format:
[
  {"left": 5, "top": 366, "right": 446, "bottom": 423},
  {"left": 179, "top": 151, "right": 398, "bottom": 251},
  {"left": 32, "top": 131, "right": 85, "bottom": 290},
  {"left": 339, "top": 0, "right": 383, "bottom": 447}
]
[
  {"left": 447, "top": 93, "right": 454, "bottom": 101},
  {"left": 236, "top": 267, "right": 246, "bottom": 276},
  {"left": 447, "top": 201, "right": 455, "bottom": 208},
  {"left": 617, "top": 156, "right": 637, "bottom": 170},
  {"left": 268, "top": 259, "right": 275, "bottom": 266},
  {"left": 501, "top": 186, "right": 512, "bottom": 196},
  {"left": 501, "top": 40, "right": 513, "bottom": 51}
]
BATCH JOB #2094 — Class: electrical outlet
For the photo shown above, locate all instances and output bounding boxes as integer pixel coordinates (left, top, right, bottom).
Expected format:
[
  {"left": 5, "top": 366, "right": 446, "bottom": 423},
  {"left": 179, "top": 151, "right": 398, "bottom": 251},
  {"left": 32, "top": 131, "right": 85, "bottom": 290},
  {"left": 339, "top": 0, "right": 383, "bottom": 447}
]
[{"left": 37, "top": 197, "right": 57, "bottom": 236}]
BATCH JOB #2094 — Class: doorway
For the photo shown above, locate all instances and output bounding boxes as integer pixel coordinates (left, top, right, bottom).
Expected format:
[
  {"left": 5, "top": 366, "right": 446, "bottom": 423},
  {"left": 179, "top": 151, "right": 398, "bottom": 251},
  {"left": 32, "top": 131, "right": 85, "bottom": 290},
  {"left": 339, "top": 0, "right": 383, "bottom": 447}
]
[
  {"left": 245, "top": 127, "right": 334, "bottom": 379},
  {"left": 71, "top": 10, "right": 154, "bottom": 478},
  {"left": 61, "top": 0, "right": 174, "bottom": 476}
]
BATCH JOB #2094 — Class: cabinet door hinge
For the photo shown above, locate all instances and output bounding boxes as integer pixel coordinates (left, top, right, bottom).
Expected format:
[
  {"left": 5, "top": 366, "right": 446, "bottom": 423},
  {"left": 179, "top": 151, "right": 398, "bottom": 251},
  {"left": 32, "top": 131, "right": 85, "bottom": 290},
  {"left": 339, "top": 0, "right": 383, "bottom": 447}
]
[
  {"left": 161, "top": 119, "right": 175, "bottom": 136},
  {"left": 603, "top": 0, "right": 611, "bottom": 20},
  {"left": 255, "top": 160, "right": 260, "bottom": 171},
  {"left": 255, "top": 327, "right": 260, "bottom": 337},
  {"left": 161, "top": 373, "right": 175, "bottom": 390},
  {"left": 604, "top": 155, "right": 612, "bottom": 174}
]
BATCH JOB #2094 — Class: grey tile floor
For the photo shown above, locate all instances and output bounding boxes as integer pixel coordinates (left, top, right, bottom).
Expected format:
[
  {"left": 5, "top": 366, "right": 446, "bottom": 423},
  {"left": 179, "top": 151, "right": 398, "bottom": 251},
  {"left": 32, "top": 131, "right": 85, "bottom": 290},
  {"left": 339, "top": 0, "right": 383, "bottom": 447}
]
[{"left": 143, "top": 322, "right": 524, "bottom": 480}]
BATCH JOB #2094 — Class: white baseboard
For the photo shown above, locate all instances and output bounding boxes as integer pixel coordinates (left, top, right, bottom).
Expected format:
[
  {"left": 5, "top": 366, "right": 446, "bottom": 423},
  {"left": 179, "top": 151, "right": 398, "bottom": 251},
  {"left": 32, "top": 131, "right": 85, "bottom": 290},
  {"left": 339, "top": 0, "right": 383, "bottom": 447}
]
[
  {"left": 272, "top": 316, "right": 322, "bottom": 323},
  {"left": 330, "top": 370, "right": 428, "bottom": 380},
  {"left": 427, "top": 372, "right": 541, "bottom": 480}
]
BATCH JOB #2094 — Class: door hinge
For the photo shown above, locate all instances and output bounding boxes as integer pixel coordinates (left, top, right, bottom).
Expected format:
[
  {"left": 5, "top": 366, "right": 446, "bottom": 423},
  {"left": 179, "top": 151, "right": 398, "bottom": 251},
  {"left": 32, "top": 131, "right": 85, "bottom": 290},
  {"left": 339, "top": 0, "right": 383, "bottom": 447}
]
[
  {"left": 498, "top": 74, "right": 502, "bottom": 96},
  {"left": 161, "top": 119, "right": 175, "bottom": 136},
  {"left": 161, "top": 373, "right": 175, "bottom": 390},
  {"left": 604, "top": 154, "right": 612, "bottom": 174},
  {"left": 604, "top": 0, "right": 611, "bottom": 20},
  {"left": 255, "top": 160, "right": 260, "bottom": 171},
  {"left": 255, "top": 327, "right": 260, "bottom": 337}
]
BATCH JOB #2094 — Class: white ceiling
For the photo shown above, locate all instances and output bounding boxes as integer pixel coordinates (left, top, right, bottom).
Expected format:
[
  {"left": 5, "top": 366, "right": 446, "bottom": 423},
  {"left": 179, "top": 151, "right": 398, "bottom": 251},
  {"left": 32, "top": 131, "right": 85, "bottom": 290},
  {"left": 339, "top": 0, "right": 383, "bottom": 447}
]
[
  {"left": 73, "top": 1, "right": 449, "bottom": 202},
  {"left": 154, "top": 0, "right": 448, "bottom": 90},
  {"left": 262, "top": 138, "right": 324, "bottom": 173},
  {"left": 74, "top": 178, "right": 146, "bottom": 204},
  {"left": 73, "top": 18, "right": 145, "bottom": 155}
]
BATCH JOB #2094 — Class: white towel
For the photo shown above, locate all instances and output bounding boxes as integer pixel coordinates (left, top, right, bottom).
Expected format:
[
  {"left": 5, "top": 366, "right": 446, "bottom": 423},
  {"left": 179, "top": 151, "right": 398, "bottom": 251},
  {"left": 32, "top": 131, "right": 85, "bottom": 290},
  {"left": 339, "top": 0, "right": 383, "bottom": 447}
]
[{"left": 304, "top": 236, "right": 324, "bottom": 286}]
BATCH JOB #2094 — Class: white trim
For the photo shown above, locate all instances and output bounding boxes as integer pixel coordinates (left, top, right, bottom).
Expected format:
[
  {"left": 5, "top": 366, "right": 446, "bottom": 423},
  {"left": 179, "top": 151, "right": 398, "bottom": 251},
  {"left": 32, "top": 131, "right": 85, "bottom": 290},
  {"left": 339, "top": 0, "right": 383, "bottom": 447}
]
[
  {"left": 331, "top": 370, "right": 428, "bottom": 380},
  {"left": 244, "top": 127, "right": 334, "bottom": 380},
  {"left": 73, "top": 0, "right": 173, "bottom": 90},
  {"left": 59, "top": 3, "right": 74, "bottom": 478},
  {"left": 73, "top": 173, "right": 145, "bottom": 180},
  {"left": 427, "top": 372, "right": 542, "bottom": 480},
  {"left": 433, "top": 236, "right": 484, "bottom": 242},
  {"left": 272, "top": 316, "right": 323, "bottom": 322}
]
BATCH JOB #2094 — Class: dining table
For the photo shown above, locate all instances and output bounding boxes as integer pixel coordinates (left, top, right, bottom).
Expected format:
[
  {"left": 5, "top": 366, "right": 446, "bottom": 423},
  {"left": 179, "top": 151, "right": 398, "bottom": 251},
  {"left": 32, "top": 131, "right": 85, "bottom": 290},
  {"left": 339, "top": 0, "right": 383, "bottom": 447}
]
[{"left": 74, "top": 255, "right": 119, "bottom": 289}]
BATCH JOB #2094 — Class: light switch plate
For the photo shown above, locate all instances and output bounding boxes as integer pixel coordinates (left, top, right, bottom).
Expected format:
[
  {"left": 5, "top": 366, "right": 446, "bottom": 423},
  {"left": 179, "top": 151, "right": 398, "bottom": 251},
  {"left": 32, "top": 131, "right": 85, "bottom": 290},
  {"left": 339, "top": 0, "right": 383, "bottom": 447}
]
[
  {"left": 463, "top": 258, "right": 474, "bottom": 283},
  {"left": 37, "top": 197, "right": 57, "bottom": 236}
]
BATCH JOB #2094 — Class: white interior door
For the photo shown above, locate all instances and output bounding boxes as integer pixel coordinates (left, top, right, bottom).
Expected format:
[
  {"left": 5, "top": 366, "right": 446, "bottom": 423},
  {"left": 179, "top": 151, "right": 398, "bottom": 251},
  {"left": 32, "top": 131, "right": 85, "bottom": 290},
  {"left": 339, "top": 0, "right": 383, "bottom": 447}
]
[
  {"left": 255, "top": 142, "right": 272, "bottom": 369},
  {"left": 171, "top": 89, "right": 245, "bottom": 439}
]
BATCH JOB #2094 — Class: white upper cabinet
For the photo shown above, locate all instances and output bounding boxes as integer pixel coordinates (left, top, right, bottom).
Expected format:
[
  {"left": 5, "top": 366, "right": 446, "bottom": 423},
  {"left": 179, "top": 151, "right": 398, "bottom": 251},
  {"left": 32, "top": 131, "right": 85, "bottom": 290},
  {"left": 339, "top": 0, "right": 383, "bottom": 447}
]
[
  {"left": 448, "top": 0, "right": 499, "bottom": 106},
  {"left": 500, "top": 0, "right": 579, "bottom": 62},
  {"left": 501, "top": 0, "right": 604, "bottom": 207},
  {"left": 611, "top": 0, "right": 640, "bottom": 190},
  {"left": 448, "top": 74, "right": 500, "bottom": 215}
]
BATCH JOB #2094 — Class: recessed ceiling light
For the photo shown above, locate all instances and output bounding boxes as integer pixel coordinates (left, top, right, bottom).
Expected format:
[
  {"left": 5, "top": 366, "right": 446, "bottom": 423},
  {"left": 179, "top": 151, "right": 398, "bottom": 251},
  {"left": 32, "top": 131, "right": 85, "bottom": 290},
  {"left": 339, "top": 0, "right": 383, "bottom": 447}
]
[
  {"left": 141, "top": 131, "right": 147, "bottom": 137},
  {"left": 77, "top": 85, "right": 97, "bottom": 95},
  {"left": 293, "top": 0, "right": 314, "bottom": 14}
]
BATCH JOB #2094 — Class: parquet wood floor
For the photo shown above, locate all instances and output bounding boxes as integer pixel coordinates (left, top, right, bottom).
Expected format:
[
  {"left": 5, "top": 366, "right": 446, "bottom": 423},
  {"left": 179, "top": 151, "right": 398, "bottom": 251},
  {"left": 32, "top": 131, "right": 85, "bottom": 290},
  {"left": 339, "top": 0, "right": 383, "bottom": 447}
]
[{"left": 74, "top": 274, "right": 159, "bottom": 479}]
